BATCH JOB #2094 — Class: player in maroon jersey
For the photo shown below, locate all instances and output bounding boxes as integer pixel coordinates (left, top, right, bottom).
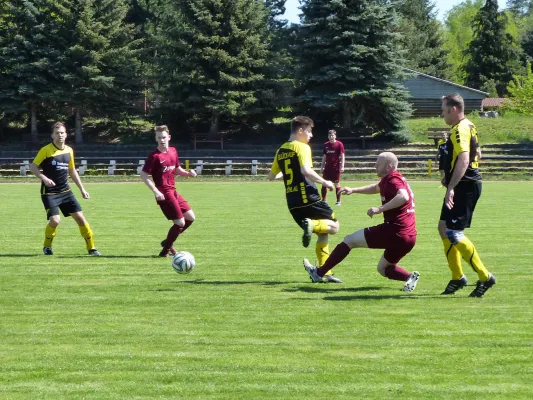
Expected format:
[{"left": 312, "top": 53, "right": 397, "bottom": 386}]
[
  {"left": 140, "top": 125, "right": 197, "bottom": 257},
  {"left": 304, "top": 152, "right": 420, "bottom": 291},
  {"left": 320, "top": 130, "right": 345, "bottom": 205}
]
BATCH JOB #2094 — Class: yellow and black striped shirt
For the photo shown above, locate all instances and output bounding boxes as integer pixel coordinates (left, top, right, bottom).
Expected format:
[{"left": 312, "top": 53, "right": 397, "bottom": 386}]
[
  {"left": 444, "top": 118, "right": 482, "bottom": 182},
  {"left": 270, "top": 141, "right": 321, "bottom": 209},
  {"left": 33, "top": 143, "right": 75, "bottom": 194}
]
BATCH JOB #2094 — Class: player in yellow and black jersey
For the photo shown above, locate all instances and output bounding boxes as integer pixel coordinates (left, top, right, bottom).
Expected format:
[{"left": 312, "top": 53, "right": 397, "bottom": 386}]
[
  {"left": 268, "top": 116, "right": 342, "bottom": 283},
  {"left": 29, "top": 122, "right": 101, "bottom": 256},
  {"left": 438, "top": 94, "right": 495, "bottom": 297}
]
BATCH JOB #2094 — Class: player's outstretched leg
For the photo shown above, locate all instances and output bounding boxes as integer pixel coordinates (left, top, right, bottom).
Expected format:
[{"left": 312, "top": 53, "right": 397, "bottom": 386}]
[
  {"left": 403, "top": 271, "right": 420, "bottom": 292},
  {"left": 303, "top": 258, "right": 324, "bottom": 283}
]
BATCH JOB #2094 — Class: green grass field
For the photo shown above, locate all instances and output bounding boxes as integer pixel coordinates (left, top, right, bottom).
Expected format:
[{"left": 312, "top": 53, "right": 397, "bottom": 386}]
[{"left": 1, "top": 181, "right": 532, "bottom": 399}]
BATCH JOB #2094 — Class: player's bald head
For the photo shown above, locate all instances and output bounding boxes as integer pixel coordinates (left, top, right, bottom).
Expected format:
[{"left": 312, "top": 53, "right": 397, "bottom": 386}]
[{"left": 378, "top": 152, "right": 398, "bottom": 169}]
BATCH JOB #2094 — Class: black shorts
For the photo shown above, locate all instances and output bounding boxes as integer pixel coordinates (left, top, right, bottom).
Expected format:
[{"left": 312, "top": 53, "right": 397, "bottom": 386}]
[
  {"left": 41, "top": 191, "right": 82, "bottom": 219},
  {"left": 290, "top": 200, "right": 336, "bottom": 228},
  {"left": 440, "top": 180, "right": 482, "bottom": 230}
]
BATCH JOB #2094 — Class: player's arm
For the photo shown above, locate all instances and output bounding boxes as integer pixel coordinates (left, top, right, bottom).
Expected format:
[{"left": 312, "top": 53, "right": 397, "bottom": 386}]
[
  {"left": 68, "top": 167, "right": 90, "bottom": 199},
  {"left": 444, "top": 151, "right": 469, "bottom": 209},
  {"left": 175, "top": 166, "right": 197, "bottom": 177},
  {"left": 340, "top": 153, "right": 345, "bottom": 173},
  {"left": 268, "top": 154, "right": 282, "bottom": 180},
  {"left": 140, "top": 170, "right": 165, "bottom": 201},
  {"left": 367, "top": 188, "right": 409, "bottom": 217},
  {"left": 29, "top": 163, "right": 56, "bottom": 187},
  {"left": 320, "top": 154, "right": 326, "bottom": 173},
  {"left": 301, "top": 165, "right": 334, "bottom": 189},
  {"left": 342, "top": 183, "right": 379, "bottom": 195},
  {"left": 268, "top": 171, "right": 282, "bottom": 180}
]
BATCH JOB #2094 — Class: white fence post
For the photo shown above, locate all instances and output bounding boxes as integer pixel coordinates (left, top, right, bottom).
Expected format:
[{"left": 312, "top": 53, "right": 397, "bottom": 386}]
[
  {"left": 79, "top": 159, "right": 88, "bottom": 176},
  {"left": 136, "top": 160, "right": 145, "bottom": 175},
  {"left": 19, "top": 160, "right": 29, "bottom": 176},
  {"left": 108, "top": 160, "right": 116, "bottom": 175},
  {"left": 251, "top": 160, "right": 258, "bottom": 175},
  {"left": 196, "top": 160, "right": 203, "bottom": 176},
  {"left": 225, "top": 160, "right": 232, "bottom": 176}
]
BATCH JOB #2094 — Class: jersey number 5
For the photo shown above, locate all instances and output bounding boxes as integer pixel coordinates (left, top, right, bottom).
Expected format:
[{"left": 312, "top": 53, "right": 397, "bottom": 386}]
[{"left": 284, "top": 159, "right": 294, "bottom": 185}]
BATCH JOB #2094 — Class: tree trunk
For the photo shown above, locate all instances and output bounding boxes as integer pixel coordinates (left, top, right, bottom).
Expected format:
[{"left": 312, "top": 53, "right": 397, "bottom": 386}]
[
  {"left": 75, "top": 107, "right": 83, "bottom": 145},
  {"left": 30, "top": 103, "right": 38, "bottom": 144},
  {"left": 341, "top": 101, "right": 351, "bottom": 129},
  {"left": 209, "top": 112, "right": 219, "bottom": 136}
]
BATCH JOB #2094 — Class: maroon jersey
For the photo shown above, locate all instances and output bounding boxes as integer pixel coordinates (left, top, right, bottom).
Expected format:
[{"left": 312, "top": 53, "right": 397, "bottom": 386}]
[
  {"left": 323, "top": 141, "right": 345, "bottom": 171},
  {"left": 378, "top": 170, "right": 416, "bottom": 235},
  {"left": 142, "top": 147, "right": 180, "bottom": 191}
]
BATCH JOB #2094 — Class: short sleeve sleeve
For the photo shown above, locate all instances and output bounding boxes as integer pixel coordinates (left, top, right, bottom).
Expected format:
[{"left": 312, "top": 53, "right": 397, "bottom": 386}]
[
  {"left": 453, "top": 124, "right": 471, "bottom": 153},
  {"left": 32, "top": 147, "right": 47, "bottom": 166},
  {"left": 298, "top": 144, "right": 313, "bottom": 168},
  {"left": 68, "top": 148, "right": 75, "bottom": 169},
  {"left": 270, "top": 150, "right": 280, "bottom": 175},
  {"left": 142, "top": 153, "right": 155, "bottom": 174}
]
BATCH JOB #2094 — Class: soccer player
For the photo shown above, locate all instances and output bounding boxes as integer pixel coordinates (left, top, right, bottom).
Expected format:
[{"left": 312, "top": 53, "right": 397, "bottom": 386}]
[
  {"left": 303, "top": 152, "right": 420, "bottom": 292},
  {"left": 320, "top": 130, "right": 345, "bottom": 205},
  {"left": 268, "top": 116, "right": 343, "bottom": 283},
  {"left": 140, "top": 125, "right": 197, "bottom": 257},
  {"left": 29, "top": 122, "right": 101, "bottom": 256},
  {"left": 439, "top": 94, "right": 496, "bottom": 297}
]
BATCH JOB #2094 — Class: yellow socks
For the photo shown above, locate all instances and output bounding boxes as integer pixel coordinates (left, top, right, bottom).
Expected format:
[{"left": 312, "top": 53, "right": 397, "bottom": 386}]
[
  {"left": 455, "top": 236, "right": 490, "bottom": 281},
  {"left": 312, "top": 220, "right": 330, "bottom": 234},
  {"left": 442, "top": 237, "right": 463, "bottom": 280},
  {"left": 79, "top": 223, "right": 96, "bottom": 251},
  {"left": 44, "top": 224, "right": 57, "bottom": 248},
  {"left": 315, "top": 242, "right": 333, "bottom": 276}
]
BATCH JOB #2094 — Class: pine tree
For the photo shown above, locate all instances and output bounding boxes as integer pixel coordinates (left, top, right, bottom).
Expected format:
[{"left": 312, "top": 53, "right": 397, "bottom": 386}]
[
  {"left": 0, "top": 0, "right": 63, "bottom": 142},
  {"left": 465, "top": 0, "right": 522, "bottom": 96},
  {"left": 295, "top": 0, "right": 411, "bottom": 137},
  {"left": 157, "top": 0, "right": 272, "bottom": 136},
  {"left": 397, "top": 0, "right": 450, "bottom": 78}
]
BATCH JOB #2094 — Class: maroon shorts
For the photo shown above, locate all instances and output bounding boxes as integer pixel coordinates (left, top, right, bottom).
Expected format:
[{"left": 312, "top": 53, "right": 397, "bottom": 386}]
[
  {"left": 364, "top": 223, "right": 416, "bottom": 264},
  {"left": 157, "top": 190, "right": 191, "bottom": 220},
  {"left": 323, "top": 168, "right": 341, "bottom": 183}
]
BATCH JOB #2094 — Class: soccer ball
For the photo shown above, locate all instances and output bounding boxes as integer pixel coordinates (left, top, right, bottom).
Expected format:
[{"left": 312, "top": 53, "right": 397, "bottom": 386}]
[{"left": 171, "top": 251, "right": 195, "bottom": 274}]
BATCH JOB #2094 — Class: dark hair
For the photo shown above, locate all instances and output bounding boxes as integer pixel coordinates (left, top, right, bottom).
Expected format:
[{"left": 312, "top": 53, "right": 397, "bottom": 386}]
[
  {"left": 52, "top": 121, "right": 66, "bottom": 134},
  {"left": 291, "top": 116, "right": 314, "bottom": 134},
  {"left": 442, "top": 94, "right": 464, "bottom": 112},
  {"left": 328, "top": 129, "right": 336, "bottom": 136}
]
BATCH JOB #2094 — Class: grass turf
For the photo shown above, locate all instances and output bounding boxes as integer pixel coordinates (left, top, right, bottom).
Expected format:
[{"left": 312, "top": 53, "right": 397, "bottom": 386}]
[{"left": 0, "top": 181, "right": 532, "bottom": 399}]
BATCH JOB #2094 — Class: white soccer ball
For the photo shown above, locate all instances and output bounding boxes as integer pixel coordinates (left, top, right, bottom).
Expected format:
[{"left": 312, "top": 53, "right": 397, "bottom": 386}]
[{"left": 171, "top": 251, "right": 195, "bottom": 274}]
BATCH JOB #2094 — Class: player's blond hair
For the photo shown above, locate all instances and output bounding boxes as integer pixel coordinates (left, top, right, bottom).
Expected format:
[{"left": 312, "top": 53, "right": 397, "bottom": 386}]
[{"left": 154, "top": 125, "right": 169, "bottom": 134}]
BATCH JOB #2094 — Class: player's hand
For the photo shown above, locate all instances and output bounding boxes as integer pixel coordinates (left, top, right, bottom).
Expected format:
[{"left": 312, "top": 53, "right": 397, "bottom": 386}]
[
  {"left": 43, "top": 178, "right": 55, "bottom": 187},
  {"left": 154, "top": 190, "right": 165, "bottom": 201},
  {"left": 341, "top": 187, "right": 353, "bottom": 195},
  {"left": 81, "top": 190, "right": 90, "bottom": 199},
  {"left": 188, "top": 169, "right": 197, "bottom": 177},
  {"left": 340, "top": 168, "right": 344, "bottom": 173},
  {"left": 367, "top": 207, "right": 381, "bottom": 217},
  {"left": 323, "top": 180, "right": 334, "bottom": 190},
  {"left": 445, "top": 189, "right": 454, "bottom": 210}
]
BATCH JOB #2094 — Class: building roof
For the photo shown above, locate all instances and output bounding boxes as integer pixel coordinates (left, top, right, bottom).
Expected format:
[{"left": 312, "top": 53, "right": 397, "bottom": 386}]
[
  {"left": 403, "top": 68, "right": 489, "bottom": 97},
  {"left": 482, "top": 98, "right": 506, "bottom": 108}
]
